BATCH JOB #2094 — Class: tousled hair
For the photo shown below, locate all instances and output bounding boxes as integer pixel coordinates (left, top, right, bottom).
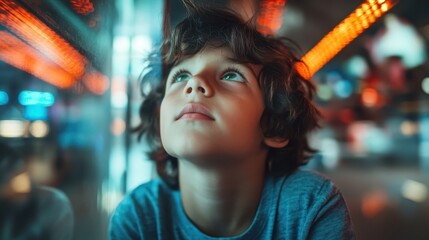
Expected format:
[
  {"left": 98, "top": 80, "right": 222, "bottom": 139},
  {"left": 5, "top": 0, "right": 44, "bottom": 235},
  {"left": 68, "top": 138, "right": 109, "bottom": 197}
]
[{"left": 134, "top": 3, "right": 321, "bottom": 188}]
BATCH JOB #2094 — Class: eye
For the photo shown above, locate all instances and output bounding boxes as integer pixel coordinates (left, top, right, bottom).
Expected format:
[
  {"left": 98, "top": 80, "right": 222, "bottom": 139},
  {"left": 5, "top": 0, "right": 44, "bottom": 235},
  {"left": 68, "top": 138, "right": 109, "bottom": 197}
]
[
  {"left": 171, "top": 70, "right": 191, "bottom": 83},
  {"left": 221, "top": 68, "right": 246, "bottom": 82}
]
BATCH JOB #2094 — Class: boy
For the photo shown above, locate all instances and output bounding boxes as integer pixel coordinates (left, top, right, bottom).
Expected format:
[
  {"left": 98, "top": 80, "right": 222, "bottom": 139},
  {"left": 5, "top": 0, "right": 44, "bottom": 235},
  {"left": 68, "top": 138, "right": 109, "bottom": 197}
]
[{"left": 110, "top": 2, "right": 354, "bottom": 239}]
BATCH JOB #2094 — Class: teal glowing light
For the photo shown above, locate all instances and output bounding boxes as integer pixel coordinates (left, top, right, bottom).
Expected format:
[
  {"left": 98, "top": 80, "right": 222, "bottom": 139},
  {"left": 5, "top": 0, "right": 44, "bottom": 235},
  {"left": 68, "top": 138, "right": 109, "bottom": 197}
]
[
  {"left": 23, "top": 106, "right": 48, "bottom": 120},
  {"left": 0, "top": 91, "right": 8, "bottom": 105},
  {"left": 18, "top": 91, "right": 55, "bottom": 106},
  {"left": 334, "top": 80, "right": 354, "bottom": 99}
]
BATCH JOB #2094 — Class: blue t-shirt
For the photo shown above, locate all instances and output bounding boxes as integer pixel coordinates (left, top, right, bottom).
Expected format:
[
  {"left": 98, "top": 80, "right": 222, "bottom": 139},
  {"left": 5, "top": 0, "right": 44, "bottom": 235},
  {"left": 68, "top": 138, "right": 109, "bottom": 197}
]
[{"left": 109, "top": 169, "right": 354, "bottom": 239}]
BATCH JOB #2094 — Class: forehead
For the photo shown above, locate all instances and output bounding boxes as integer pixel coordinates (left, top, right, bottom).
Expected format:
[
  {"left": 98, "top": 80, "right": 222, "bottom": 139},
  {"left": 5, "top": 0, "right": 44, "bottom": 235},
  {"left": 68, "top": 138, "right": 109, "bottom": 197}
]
[
  {"left": 173, "top": 46, "right": 235, "bottom": 67},
  {"left": 170, "top": 46, "right": 261, "bottom": 74}
]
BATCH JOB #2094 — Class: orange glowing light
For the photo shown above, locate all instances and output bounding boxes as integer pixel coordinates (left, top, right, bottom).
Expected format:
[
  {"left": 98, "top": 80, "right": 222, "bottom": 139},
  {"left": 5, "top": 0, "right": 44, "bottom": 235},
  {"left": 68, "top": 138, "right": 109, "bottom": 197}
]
[
  {"left": 361, "top": 87, "right": 378, "bottom": 107},
  {"left": 82, "top": 71, "right": 110, "bottom": 95},
  {"left": 362, "top": 191, "right": 387, "bottom": 218},
  {"left": 0, "top": 0, "right": 86, "bottom": 79},
  {"left": 297, "top": 0, "right": 397, "bottom": 79},
  {"left": 0, "top": 0, "right": 108, "bottom": 95},
  {"left": 70, "top": 0, "right": 95, "bottom": 15},
  {"left": 257, "top": 0, "right": 286, "bottom": 35},
  {"left": 0, "top": 31, "right": 75, "bottom": 88}
]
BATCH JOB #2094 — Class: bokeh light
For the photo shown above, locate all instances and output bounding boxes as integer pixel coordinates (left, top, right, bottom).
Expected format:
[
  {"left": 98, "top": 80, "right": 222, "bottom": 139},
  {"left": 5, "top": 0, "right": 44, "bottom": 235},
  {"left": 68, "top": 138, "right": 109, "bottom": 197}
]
[
  {"left": 0, "top": 90, "right": 9, "bottom": 105},
  {"left": 29, "top": 120, "right": 49, "bottom": 138},
  {"left": 10, "top": 172, "right": 31, "bottom": 194},
  {"left": 317, "top": 84, "right": 333, "bottom": 101},
  {"left": 334, "top": 80, "right": 354, "bottom": 98},
  {"left": 0, "top": 120, "right": 27, "bottom": 138},
  {"left": 362, "top": 191, "right": 387, "bottom": 218},
  {"left": 362, "top": 88, "right": 378, "bottom": 107},
  {"left": 320, "top": 138, "right": 340, "bottom": 170},
  {"left": 400, "top": 120, "right": 419, "bottom": 136},
  {"left": 422, "top": 77, "right": 429, "bottom": 94},
  {"left": 111, "top": 117, "right": 126, "bottom": 136},
  {"left": 401, "top": 179, "right": 428, "bottom": 203}
]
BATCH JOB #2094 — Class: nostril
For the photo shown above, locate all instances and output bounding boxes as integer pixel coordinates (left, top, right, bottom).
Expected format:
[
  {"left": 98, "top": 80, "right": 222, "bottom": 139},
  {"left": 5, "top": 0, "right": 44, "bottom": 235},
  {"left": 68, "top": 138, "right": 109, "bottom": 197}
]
[
  {"left": 199, "top": 87, "right": 206, "bottom": 94},
  {"left": 186, "top": 87, "right": 192, "bottom": 94}
]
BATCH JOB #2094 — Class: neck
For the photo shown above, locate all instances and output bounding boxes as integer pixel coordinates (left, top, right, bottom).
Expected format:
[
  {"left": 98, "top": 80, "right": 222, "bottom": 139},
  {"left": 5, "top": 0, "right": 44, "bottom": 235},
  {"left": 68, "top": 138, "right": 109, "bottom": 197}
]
[{"left": 178, "top": 153, "right": 267, "bottom": 237}]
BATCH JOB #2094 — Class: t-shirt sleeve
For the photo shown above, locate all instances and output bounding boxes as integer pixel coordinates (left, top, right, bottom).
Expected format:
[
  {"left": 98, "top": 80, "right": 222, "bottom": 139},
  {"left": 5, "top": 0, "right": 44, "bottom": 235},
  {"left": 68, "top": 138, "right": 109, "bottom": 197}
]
[{"left": 307, "top": 179, "right": 355, "bottom": 240}]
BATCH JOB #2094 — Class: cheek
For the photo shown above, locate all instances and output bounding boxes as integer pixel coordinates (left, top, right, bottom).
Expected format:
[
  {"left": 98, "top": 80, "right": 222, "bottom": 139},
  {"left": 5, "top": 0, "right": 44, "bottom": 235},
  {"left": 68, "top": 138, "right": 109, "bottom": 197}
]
[{"left": 222, "top": 101, "right": 264, "bottom": 135}]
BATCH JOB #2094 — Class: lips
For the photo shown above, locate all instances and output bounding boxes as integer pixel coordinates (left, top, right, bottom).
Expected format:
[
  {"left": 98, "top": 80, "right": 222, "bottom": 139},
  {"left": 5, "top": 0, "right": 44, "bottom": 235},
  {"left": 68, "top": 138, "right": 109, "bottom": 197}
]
[{"left": 175, "top": 103, "right": 214, "bottom": 121}]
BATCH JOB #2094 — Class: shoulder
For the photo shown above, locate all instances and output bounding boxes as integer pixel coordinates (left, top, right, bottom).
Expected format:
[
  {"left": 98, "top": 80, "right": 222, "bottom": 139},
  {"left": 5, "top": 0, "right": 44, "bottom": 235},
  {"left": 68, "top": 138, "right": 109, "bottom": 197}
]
[
  {"left": 271, "top": 169, "right": 355, "bottom": 239},
  {"left": 272, "top": 168, "right": 346, "bottom": 221},
  {"left": 37, "top": 186, "right": 71, "bottom": 204},
  {"left": 113, "top": 178, "right": 172, "bottom": 218},
  {"left": 36, "top": 186, "right": 73, "bottom": 218},
  {"left": 35, "top": 186, "right": 74, "bottom": 239},
  {"left": 109, "top": 178, "right": 174, "bottom": 238},
  {"left": 275, "top": 169, "right": 339, "bottom": 198}
]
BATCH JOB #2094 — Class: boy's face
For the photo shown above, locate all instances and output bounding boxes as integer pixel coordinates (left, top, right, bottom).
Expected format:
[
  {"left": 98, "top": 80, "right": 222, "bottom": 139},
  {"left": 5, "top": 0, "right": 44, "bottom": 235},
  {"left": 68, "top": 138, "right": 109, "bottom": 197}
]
[{"left": 160, "top": 47, "right": 267, "bottom": 163}]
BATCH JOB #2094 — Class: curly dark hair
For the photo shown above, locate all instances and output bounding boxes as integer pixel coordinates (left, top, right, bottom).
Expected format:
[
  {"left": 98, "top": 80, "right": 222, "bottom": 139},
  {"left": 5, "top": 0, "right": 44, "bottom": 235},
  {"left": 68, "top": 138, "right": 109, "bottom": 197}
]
[{"left": 134, "top": 3, "right": 321, "bottom": 188}]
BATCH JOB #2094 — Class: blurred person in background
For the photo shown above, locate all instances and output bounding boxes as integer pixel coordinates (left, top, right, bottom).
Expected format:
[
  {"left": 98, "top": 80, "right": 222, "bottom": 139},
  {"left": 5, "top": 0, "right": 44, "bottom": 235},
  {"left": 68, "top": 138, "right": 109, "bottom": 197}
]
[{"left": 0, "top": 141, "right": 74, "bottom": 240}]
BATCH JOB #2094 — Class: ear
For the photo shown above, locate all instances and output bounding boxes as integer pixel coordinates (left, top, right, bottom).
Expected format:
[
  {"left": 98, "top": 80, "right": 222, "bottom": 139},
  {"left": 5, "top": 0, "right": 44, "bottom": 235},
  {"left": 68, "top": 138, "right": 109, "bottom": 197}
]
[{"left": 264, "top": 137, "right": 289, "bottom": 149}]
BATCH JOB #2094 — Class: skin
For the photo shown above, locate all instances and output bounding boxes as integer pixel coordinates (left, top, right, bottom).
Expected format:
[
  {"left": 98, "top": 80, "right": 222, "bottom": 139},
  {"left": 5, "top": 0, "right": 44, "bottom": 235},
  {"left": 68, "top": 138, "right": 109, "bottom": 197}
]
[{"left": 160, "top": 46, "right": 288, "bottom": 237}]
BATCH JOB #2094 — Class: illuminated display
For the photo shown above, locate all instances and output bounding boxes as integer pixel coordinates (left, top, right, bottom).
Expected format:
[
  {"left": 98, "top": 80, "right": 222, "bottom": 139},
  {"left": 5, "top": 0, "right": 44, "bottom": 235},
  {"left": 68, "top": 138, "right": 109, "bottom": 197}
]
[
  {"left": 0, "top": 90, "right": 8, "bottom": 105},
  {"left": 297, "top": 0, "right": 397, "bottom": 79},
  {"left": 18, "top": 91, "right": 55, "bottom": 106}
]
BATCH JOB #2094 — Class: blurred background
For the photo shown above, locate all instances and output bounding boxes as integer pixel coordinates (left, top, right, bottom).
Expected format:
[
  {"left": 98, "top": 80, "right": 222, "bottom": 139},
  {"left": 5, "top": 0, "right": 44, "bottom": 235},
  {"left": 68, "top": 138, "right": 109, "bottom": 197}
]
[{"left": 0, "top": 0, "right": 428, "bottom": 239}]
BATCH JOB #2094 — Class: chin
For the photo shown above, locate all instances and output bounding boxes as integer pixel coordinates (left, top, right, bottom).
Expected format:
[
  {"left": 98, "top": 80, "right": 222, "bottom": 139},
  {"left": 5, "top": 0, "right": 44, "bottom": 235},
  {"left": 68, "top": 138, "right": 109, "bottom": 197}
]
[{"left": 166, "top": 142, "right": 217, "bottom": 159}]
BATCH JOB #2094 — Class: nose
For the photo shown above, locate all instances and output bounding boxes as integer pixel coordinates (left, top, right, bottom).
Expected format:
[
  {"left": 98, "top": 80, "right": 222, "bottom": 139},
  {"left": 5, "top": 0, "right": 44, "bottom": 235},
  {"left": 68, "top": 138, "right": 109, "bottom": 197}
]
[{"left": 183, "top": 76, "right": 213, "bottom": 97}]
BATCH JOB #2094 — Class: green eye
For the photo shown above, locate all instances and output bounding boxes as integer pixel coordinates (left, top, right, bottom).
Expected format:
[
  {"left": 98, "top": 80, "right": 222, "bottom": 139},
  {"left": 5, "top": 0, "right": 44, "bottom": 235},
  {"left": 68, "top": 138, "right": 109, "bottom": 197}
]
[
  {"left": 222, "top": 71, "right": 245, "bottom": 82},
  {"left": 173, "top": 71, "right": 191, "bottom": 83}
]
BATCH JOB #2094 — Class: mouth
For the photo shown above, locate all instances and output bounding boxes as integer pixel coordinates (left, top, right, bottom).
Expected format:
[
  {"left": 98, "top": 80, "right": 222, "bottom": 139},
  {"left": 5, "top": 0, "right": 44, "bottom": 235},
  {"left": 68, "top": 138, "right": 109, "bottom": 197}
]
[{"left": 175, "top": 103, "right": 215, "bottom": 121}]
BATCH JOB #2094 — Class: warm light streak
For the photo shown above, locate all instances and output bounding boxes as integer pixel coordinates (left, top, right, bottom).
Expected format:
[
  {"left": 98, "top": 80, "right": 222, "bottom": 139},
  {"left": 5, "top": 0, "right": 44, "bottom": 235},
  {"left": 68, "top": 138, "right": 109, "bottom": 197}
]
[
  {"left": 0, "top": 0, "right": 87, "bottom": 80},
  {"left": 297, "top": 0, "right": 397, "bottom": 79},
  {"left": 0, "top": 31, "right": 75, "bottom": 88},
  {"left": 82, "top": 71, "right": 110, "bottom": 95},
  {"left": 257, "top": 0, "right": 286, "bottom": 35},
  {"left": 0, "top": 1, "right": 109, "bottom": 94},
  {"left": 70, "top": 0, "right": 95, "bottom": 15}
]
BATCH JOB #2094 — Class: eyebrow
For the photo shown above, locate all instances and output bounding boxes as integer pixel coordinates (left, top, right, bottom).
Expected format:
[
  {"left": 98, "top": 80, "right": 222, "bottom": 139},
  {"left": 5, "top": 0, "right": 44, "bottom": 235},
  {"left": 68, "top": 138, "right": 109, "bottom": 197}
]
[
  {"left": 170, "top": 56, "right": 260, "bottom": 79},
  {"left": 226, "top": 58, "right": 259, "bottom": 78}
]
